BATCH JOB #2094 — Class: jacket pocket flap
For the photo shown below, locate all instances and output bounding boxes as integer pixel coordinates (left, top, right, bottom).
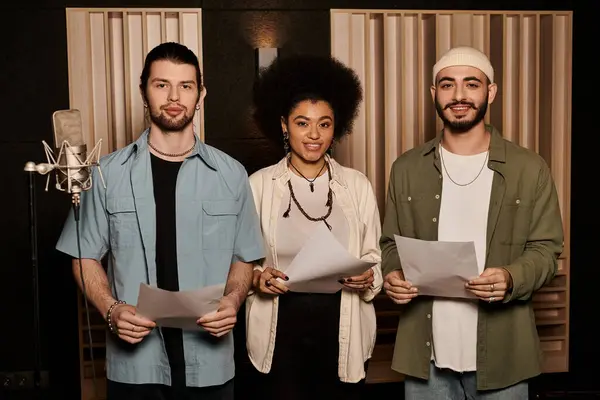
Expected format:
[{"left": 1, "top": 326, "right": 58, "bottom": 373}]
[
  {"left": 202, "top": 199, "right": 239, "bottom": 216},
  {"left": 106, "top": 197, "right": 136, "bottom": 213}
]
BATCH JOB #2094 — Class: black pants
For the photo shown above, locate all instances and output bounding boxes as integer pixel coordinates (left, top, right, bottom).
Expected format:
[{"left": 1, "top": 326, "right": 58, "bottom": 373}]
[
  {"left": 256, "top": 291, "right": 365, "bottom": 400},
  {"left": 106, "top": 378, "right": 234, "bottom": 400}
]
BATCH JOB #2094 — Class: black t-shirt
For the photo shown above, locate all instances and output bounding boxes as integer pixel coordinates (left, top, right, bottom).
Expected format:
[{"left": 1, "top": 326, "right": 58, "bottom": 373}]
[{"left": 150, "top": 153, "right": 186, "bottom": 387}]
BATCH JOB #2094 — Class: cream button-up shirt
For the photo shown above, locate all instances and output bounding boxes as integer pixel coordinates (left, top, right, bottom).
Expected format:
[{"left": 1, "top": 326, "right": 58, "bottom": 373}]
[{"left": 245, "top": 155, "right": 383, "bottom": 383}]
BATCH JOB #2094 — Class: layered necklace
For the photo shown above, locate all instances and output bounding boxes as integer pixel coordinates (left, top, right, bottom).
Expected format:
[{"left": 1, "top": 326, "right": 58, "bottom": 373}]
[
  {"left": 288, "top": 160, "right": 326, "bottom": 192},
  {"left": 283, "top": 158, "right": 333, "bottom": 230}
]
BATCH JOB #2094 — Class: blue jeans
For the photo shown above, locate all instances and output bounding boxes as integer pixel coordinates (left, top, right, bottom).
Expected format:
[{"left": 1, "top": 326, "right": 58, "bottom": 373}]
[{"left": 405, "top": 362, "right": 528, "bottom": 400}]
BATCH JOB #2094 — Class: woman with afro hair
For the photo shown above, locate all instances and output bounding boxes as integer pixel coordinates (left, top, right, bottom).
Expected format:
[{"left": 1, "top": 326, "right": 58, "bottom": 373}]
[{"left": 245, "top": 54, "right": 383, "bottom": 399}]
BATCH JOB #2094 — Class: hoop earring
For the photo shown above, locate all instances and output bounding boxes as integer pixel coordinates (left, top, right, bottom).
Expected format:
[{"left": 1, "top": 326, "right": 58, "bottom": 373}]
[
  {"left": 283, "top": 131, "right": 290, "bottom": 153},
  {"left": 327, "top": 140, "right": 335, "bottom": 156}
]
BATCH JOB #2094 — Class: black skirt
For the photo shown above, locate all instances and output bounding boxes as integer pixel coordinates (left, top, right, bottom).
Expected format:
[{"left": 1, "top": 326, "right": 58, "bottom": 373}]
[{"left": 255, "top": 290, "right": 365, "bottom": 399}]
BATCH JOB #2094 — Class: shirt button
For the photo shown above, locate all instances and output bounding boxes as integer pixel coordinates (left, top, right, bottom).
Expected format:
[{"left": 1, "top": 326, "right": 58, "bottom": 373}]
[
  {"left": 408, "top": 196, "right": 412, "bottom": 201},
  {"left": 432, "top": 217, "right": 437, "bottom": 222},
  {"left": 426, "top": 342, "right": 431, "bottom": 347},
  {"left": 427, "top": 314, "right": 431, "bottom": 319},
  {"left": 435, "top": 194, "right": 440, "bottom": 199},
  {"left": 516, "top": 199, "right": 521, "bottom": 204},
  {"left": 439, "top": 174, "right": 442, "bottom": 179}
]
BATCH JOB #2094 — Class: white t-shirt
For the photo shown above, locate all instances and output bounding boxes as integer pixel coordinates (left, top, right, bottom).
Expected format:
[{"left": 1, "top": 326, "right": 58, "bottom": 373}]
[{"left": 432, "top": 145, "right": 493, "bottom": 372}]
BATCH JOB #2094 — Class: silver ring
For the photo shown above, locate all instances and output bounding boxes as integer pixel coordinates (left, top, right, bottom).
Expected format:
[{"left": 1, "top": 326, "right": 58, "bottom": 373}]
[
  {"left": 491, "top": 283, "right": 495, "bottom": 291},
  {"left": 489, "top": 296, "right": 495, "bottom": 303}
]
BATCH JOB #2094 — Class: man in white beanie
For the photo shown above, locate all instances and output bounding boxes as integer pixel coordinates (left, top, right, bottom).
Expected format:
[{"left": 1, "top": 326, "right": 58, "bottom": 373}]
[{"left": 380, "top": 46, "right": 564, "bottom": 399}]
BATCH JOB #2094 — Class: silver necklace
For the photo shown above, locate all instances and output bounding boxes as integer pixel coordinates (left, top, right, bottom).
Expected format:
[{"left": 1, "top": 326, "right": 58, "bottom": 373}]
[
  {"left": 148, "top": 139, "right": 195, "bottom": 158},
  {"left": 439, "top": 145, "right": 489, "bottom": 187}
]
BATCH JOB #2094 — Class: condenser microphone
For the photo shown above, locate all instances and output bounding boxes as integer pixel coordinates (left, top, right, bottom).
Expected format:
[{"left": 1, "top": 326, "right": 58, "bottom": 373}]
[
  {"left": 51, "top": 109, "right": 91, "bottom": 195},
  {"left": 24, "top": 109, "right": 105, "bottom": 217}
]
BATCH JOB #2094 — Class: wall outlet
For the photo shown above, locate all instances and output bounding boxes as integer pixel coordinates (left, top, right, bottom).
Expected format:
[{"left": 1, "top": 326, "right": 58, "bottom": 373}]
[{"left": 0, "top": 370, "right": 49, "bottom": 391}]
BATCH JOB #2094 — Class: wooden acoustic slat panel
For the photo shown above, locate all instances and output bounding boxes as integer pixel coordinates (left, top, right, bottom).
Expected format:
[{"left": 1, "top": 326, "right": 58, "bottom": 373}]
[
  {"left": 65, "top": 8, "right": 204, "bottom": 399},
  {"left": 331, "top": 9, "right": 572, "bottom": 383}
]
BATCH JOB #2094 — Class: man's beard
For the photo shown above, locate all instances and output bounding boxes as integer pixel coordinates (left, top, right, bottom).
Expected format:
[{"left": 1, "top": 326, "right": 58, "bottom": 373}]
[
  {"left": 435, "top": 95, "right": 488, "bottom": 133},
  {"left": 149, "top": 106, "right": 194, "bottom": 132}
]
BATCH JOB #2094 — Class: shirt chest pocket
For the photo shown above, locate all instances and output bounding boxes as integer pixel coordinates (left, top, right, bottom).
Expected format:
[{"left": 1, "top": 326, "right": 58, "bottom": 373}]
[
  {"left": 202, "top": 199, "right": 239, "bottom": 250},
  {"left": 499, "top": 196, "right": 533, "bottom": 245},
  {"left": 106, "top": 197, "right": 139, "bottom": 248}
]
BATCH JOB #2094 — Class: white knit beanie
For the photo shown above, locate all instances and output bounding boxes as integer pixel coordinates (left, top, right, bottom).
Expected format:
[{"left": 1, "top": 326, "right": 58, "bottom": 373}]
[{"left": 432, "top": 46, "right": 494, "bottom": 84}]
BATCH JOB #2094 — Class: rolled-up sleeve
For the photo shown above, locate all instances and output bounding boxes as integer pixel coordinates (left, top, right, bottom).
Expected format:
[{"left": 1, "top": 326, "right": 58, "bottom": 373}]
[
  {"left": 231, "top": 174, "right": 265, "bottom": 264},
  {"left": 56, "top": 167, "right": 109, "bottom": 261}
]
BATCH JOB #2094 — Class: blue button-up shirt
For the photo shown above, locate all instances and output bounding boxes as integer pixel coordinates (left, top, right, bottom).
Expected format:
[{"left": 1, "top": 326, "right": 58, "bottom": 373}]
[{"left": 56, "top": 130, "right": 265, "bottom": 387}]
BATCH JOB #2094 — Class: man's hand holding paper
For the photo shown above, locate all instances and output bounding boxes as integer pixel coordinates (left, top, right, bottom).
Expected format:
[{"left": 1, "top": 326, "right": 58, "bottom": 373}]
[
  {"left": 393, "top": 235, "right": 480, "bottom": 299},
  {"left": 465, "top": 267, "right": 513, "bottom": 303},
  {"left": 136, "top": 283, "right": 225, "bottom": 331}
]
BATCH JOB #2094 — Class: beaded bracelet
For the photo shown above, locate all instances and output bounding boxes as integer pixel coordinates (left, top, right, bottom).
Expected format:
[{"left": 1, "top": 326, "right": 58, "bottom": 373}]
[{"left": 106, "top": 300, "right": 126, "bottom": 334}]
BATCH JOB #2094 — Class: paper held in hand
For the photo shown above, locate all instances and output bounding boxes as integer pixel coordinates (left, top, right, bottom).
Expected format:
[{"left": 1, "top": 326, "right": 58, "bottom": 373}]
[
  {"left": 136, "top": 283, "right": 225, "bottom": 330},
  {"left": 282, "top": 223, "right": 377, "bottom": 294},
  {"left": 393, "top": 235, "right": 479, "bottom": 299}
]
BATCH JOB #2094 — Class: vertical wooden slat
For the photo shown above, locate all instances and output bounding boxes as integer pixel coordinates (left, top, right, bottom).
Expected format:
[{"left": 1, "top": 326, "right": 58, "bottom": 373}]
[
  {"left": 435, "top": 14, "right": 452, "bottom": 132},
  {"left": 179, "top": 11, "right": 184, "bottom": 44},
  {"left": 103, "top": 12, "right": 114, "bottom": 153},
  {"left": 128, "top": 12, "right": 145, "bottom": 140},
  {"left": 109, "top": 12, "right": 128, "bottom": 150},
  {"left": 142, "top": 11, "right": 148, "bottom": 57},
  {"left": 364, "top": 12, "right": 373, "bottom": 182},
  {"left": 421, "top": 14, "right": 436, "bottom": 142},
  {"left": 534, "top": 14, "right": 541, "bottom": 154},
  {"left": 489, "top": 14, "right": 504, "bottom": 132},
  {"left": 197, "top": 10, "right": 205, "bottom": 141},
  {"left": 146, "top": 12, "right": 161, "bottom": 53},
  {"left": 402, "top": 14, "right": 418, "bottom": 151},
  {"left": 371, "top": 14, "right": 385, "bottom": 214},
  {"left": 84, "top": 12, "right": 95, "bottom": 151},
  {"left": 478, "top": 14, "right": 492, "bottom": 125},
  {"left": 452, "top": 13, "right": 472, "bottom": 47},
  {"left": 122, "top": 11, "right": 133, "bottom": 144},
  {"left": 160, "top": 11, "right": 166, "bottom": 42},
  {"left": 538, "top": 14, "right": 553, "bottom": 166},
  {"left": 552, "top": 14, "right": 569, "bottom": 229},
  {"left": 417, "top": 14, "right": 425, "bottom": 145},
  {"left": 350, "top": 13, "right": 367, "bottom": 174},
  {"left": 89, "top": 12, "right": 110, "bottom": 156},
  {"left": 383, "top": 13, "right": 399, "bottom": 185},
  {"left": 503, "top": 15, "right": 519, "bottom": 144}
]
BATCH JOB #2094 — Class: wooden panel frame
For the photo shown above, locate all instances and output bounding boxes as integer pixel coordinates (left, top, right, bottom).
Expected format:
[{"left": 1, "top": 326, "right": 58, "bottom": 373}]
[{"left": 331, "top": 9, "right": 572, "bottom": 384}]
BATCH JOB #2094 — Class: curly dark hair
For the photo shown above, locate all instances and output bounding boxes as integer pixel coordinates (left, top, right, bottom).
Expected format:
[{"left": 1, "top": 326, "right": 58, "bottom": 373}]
[{"left": 252, "top": 54, "right": 363, "bottom": 149}]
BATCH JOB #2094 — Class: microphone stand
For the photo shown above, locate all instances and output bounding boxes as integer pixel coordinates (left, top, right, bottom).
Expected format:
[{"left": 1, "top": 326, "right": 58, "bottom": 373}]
[{"left": 23, "top": 162, "right": 43, "bottom": 390}]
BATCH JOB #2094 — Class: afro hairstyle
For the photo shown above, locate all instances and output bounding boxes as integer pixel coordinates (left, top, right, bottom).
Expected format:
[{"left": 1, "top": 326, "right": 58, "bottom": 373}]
[{"left": 252, "top": 54, "right": 363, "bottom": 149}]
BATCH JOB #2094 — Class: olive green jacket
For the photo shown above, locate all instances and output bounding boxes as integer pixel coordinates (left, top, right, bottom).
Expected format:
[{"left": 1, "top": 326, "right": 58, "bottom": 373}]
[{"left": 380, "top": 125, "right": 564, "bottom": 390}]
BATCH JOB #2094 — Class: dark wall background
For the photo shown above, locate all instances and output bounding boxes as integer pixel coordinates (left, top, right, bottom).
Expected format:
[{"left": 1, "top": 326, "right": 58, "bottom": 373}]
[{"left": 1, "top": 0, "right": 592, "bottom": 399}]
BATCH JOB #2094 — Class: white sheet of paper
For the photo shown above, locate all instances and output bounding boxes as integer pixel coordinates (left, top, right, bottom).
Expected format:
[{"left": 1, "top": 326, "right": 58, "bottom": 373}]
[
  {"left": 136, "top": 283, "right": 224, "bottom": 330},
  {"left": 282, "top": 223, "right": 377, "bottom": 293},
  {"left": 393, "top": 235, "right": 479, "bottom": 299}
]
